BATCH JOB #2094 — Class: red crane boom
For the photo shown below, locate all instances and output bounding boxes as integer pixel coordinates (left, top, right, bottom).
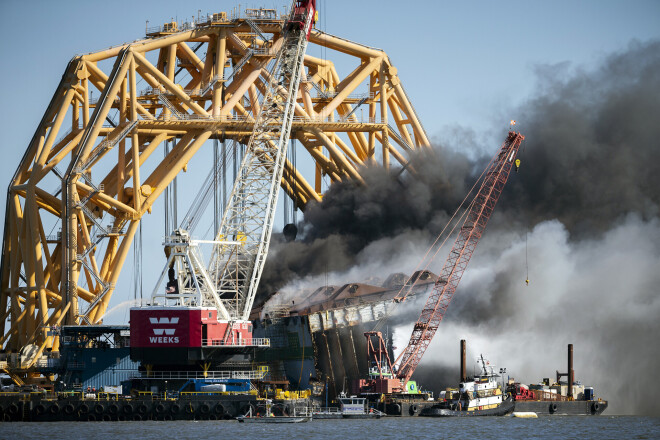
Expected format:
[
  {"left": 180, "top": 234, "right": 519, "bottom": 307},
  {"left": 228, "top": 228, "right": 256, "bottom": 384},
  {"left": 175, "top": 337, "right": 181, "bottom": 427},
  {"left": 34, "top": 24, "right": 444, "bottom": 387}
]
[{"left": 394, "top": 131, "right": 525, "bottom": 386}]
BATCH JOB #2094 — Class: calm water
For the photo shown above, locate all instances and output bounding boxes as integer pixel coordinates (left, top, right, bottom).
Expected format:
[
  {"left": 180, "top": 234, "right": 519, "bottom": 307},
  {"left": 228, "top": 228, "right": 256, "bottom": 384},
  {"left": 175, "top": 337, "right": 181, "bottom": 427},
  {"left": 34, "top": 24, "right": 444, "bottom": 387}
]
[{"left": 1, "top": 416, "right": 658, "bottom": 440}]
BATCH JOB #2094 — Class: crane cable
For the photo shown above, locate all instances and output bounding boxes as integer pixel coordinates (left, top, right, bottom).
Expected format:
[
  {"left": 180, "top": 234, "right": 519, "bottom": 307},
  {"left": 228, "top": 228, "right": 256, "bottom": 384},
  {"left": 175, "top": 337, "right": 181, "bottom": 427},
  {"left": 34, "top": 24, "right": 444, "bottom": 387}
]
[
  {"left": 371, "top": 148, "right": 501, "bottom": 333},
  {"left": 371, "top": 198, "right": 474, "bottom": 334},
  {"left": 513, "top": 121, "right": 529, "bottom": 286},
  {"left": 525, "top": 231, "right": 529, "bottom": 286},
  {"left": 393, "top": 148, "right": 500, "bottom": 303}
]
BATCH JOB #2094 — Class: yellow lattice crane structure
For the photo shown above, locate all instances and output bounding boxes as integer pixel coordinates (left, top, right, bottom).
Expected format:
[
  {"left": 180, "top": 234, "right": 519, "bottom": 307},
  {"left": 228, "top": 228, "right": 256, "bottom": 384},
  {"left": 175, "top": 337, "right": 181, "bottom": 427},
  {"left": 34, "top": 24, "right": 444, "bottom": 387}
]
[{"left": 0, "top": 9, "right": 429, "bottom": 375}]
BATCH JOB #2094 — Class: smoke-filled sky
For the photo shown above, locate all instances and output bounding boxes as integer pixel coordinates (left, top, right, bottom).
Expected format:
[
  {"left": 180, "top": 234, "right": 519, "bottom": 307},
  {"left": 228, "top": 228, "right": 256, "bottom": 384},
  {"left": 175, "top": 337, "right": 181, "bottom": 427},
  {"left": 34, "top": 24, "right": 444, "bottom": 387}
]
[{"left": 262, "top": 40, "right": 660, "bottom": 415}]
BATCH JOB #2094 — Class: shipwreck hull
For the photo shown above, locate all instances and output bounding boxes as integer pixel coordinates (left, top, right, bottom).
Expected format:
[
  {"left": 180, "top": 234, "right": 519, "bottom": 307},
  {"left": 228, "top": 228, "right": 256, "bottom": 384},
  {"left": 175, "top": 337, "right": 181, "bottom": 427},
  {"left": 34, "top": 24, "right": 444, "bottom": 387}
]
[{"left": 251, "top": 271, "right": 437, "bottom": 400}]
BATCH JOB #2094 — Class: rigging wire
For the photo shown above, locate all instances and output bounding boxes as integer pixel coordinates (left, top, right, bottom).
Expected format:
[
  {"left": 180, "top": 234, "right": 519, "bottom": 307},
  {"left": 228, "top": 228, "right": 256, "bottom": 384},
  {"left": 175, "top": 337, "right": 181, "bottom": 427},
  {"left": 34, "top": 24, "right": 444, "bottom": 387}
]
[
  {"left": 370, "top": 147, "right": 502, "bottom": 333},
  {"left": 525, "top": 231, "right": 529, "bottom": 286},
  {"left": 392, "top": 149, "right": 500, "bottom": 303},
  {"left": 371, "top": 200, "right": 473, "bottom": 333},
  {"left": 164, "top": 141, "right": 170, "bottom": 235},
  {"left": 127, "top": 220, "right": 143, "bottom": 323},
  {"left": 172, "top": 139, "right": 178, "bottom": 229},
  {"left": 284, "top": 136, "right": 298, "bottom": 226},
  {"left": 181, "top": 143, "right": 236, "bottom": 234},
  {"left": 214, "top": 138, "right": 219, "bottom": 234},
  {"left": 292, "top": 135, "right": 298, "bottom": 224}
]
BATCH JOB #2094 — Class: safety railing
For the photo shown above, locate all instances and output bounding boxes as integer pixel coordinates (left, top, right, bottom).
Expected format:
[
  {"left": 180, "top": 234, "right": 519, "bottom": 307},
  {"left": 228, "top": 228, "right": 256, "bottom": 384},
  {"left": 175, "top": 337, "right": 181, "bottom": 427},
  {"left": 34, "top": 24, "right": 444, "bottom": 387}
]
[
  {"left": 151, "top": 113, "right": 250, "bottom": 122},
  {"left": 290, "top": 115, "right": 382, "bottom": 124},
  {"left": 92, "top": 226, "right": 124, "bottom": 240},
  {"left": 251, "top": 48, "right": 272, "bottom": 56},
  {"left": 33, "top": 358, "right": 60, "bottom": 368},
  {"left": 132, "top": 369, "right": 267, "bottom": 380},
  {"left": 200, "top": 9, "right": 283, "bottom": 23},
  {"left": 80, "top": 122, "right": 137, "bottom": 171},
  {"left": 89, "top": 95, "right": 121, "bottom": 106},
  {"left": 46, "top": 232, "right": 62, "bottom": 242},
  {"left": 147, "top": 8, "right": 283, "bottom": 37},
  {"left": 146, "top": 21, "right": 198, "bottom": 35},
  {"left": 202, "top": 338, "right": 270, "bottom": 347},
  {"left": 148, "top": 113, "right": 385, "bottom": 124},
  {"left": 312, "top": 406, "right": 340, "bottom": 414},
  {"left": 141, "top": 86, "right": 207, "bottom": 98},
  {"left": 155, "top": 113, "right": 213, "bottom": 122},
  {"left": 314, "top": 91, "right": 374, "bottom": 101},
  {"left": 224, "top": 50, "right": 254, "bottom": 82},
  {"left": 133, "top": 92, "right": 387, "bottom": 124},
  {"left": 66, "top": 362, "right": 86, "bottom": 369},
  {"left": 52, "top": 125, "right": 81, "bottom": 147},
  {"left": 245, "top": 8, "right": 279, "bottom": 20},
  {"left": 387, "top": 123, "right": 415, "bottom": 150},
  {"left": 199, "top": 74, "right": 225, "bottom": 95}
]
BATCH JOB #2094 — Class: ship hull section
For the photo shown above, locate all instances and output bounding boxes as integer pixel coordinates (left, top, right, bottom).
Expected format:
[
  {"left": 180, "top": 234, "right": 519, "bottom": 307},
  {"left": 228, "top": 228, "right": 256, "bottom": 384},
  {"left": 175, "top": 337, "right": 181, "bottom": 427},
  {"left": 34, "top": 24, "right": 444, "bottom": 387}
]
[
  {"left": 420, "top": 398, "right": 514, "bottom": 417},
  {"left": 514, "top": 400, "right": 608, "bottom": 415}
]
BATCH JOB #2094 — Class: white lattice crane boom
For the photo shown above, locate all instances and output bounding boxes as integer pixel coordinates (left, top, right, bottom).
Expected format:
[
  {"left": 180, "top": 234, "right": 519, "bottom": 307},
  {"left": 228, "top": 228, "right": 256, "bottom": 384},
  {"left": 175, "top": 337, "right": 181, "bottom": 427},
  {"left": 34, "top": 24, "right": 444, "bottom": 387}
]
[{"left": 207, "top": 0, "right": 317, "bottom": 320}]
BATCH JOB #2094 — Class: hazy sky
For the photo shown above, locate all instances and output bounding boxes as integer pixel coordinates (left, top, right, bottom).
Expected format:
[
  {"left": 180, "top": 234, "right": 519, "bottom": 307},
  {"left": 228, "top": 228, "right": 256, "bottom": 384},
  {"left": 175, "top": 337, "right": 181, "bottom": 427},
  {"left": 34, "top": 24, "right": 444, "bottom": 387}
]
[
  {"left": 0, "top": 0, "right": 658, "bottom": 321},
  {"left": 1, "top": 0, "right": 658, "bottom": 156}
]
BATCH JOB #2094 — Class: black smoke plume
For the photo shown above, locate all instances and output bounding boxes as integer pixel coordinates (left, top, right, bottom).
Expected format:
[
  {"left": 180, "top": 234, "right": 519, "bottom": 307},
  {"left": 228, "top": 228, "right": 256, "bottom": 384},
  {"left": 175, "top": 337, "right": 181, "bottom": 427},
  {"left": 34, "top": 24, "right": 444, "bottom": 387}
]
[
  {"left": 260, "top": 40, "right": 660, "bottom": 415},
  {"left": 258, "top": 138, "right": 478, "bottom": 300},
  {"left": 498, "top": 39, "right": 660, "bottom": 236},
  {"left": 441, "top": 39, "right": 660, "bottom": 416},
  {"left": 261, "top": 40, "right": 660, "bottom": 298}
]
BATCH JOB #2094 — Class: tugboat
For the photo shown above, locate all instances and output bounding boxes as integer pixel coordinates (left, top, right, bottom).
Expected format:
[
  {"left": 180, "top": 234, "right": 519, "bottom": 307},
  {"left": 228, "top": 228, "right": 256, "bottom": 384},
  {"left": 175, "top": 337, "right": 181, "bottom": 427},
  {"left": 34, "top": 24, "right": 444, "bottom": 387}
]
[{"left": 420, "top": 355, "right": 514, "bottom": 417}]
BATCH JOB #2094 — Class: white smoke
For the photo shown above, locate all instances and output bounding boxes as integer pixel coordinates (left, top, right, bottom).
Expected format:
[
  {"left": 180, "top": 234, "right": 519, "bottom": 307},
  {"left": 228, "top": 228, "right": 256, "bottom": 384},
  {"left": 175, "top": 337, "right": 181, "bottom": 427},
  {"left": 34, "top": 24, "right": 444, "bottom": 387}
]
[
  {"left": 261, "top": 229, "right": 435, "bottom": 313},
  {"left": 263, "top": 40, "right": 660, "bottom": 416},
  {"left": 393, "top": 215, "right": 660, "bottom": 415}
]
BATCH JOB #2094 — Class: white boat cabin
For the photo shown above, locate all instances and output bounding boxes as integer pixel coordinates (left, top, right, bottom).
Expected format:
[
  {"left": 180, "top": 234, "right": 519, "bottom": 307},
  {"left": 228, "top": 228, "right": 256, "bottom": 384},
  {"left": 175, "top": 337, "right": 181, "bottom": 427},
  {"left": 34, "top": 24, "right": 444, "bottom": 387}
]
[
  {"left": 337, "top": 393, "right": 367, "bottom": 415},
  {"left": 455, "top": 355, "right": 504, "bottom": 411}
]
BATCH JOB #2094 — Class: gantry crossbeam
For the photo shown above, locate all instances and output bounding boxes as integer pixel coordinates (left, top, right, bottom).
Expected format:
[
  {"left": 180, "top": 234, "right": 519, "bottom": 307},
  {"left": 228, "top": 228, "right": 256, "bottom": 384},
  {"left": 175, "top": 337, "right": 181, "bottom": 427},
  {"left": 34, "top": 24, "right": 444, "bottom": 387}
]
[{"left": 0, "top": 11, "right": 429, "bottom": 371}]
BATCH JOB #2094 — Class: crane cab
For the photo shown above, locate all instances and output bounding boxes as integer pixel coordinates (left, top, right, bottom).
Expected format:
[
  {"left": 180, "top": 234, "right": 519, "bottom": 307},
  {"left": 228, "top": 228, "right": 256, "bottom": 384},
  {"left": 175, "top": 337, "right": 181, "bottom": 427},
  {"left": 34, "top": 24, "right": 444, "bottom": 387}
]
[{"left": 288, "top": 0, "right": 317, "bottom": 39}]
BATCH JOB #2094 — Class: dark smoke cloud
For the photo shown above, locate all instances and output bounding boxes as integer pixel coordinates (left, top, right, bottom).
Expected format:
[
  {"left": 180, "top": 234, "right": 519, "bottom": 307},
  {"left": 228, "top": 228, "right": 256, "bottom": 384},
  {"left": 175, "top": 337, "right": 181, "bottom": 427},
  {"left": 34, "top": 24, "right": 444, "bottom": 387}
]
[
  {"left": 261, "top": 40, "right": 660, "bottom": 298},
  {"left": 259, "top": 40, "right": 660, "bottom": 415},
  {"left": 497, "top": 39, "right": 660, "bottom": 236},
  {"left": 258, "top": 138, "right": 479, "bottom": 299},
  {"left": 435, "top": 40, "right": 660, "bottom": 415}
]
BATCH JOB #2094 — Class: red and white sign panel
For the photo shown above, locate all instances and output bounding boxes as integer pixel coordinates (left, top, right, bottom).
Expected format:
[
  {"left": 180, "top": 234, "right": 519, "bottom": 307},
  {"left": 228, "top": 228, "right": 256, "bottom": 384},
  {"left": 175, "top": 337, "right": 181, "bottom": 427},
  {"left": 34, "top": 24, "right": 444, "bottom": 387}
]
[{"left": 130, "top": 308, "right": 201, "bottom": 347}]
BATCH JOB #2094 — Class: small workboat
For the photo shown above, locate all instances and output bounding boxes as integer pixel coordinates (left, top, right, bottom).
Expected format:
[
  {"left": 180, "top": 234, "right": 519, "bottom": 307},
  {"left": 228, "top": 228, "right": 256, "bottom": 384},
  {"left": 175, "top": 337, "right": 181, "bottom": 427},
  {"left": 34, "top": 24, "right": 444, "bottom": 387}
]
[
  {"left": 237, "top": 399, "right": 311, "bottom": 423},
  {"left": 237, "top": 415, "right": 311, "bottom": 423},
  {"left": 312, "top": 393, "right": 385, "bottom": 419}
]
